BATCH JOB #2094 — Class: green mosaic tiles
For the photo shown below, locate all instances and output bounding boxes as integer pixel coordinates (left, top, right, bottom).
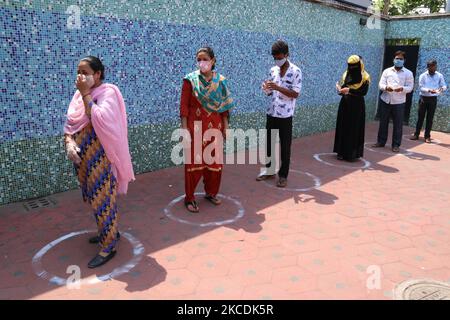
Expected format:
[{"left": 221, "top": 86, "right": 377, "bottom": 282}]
[{"left": 0, "top": 102, "right": 377, "bottom": 205}]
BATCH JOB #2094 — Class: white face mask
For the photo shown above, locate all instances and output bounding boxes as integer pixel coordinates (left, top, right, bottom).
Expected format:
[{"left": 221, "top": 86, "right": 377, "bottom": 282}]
[
  {"left": 86, "top": 74, "right": 95, "bottom": 88},
  {"left": 275, "top": 58, "right": 287, "bottom": 67},
  {"left": 84, "top": 74, "right": 95, "bottom": 88},
  {"left": 198, "top": 60, "right": 212, "bottom": 73}
]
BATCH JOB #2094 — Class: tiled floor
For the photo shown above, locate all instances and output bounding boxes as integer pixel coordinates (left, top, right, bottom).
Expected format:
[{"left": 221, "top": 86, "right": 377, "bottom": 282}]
[{"left": 1, "top": 122, "right": 449, "bottom": 300}]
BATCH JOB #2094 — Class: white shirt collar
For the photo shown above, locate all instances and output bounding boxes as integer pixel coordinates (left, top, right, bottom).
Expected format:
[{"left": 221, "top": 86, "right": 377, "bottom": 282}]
[{"left": 391, "top": 66, "right": 404, "bottom": 72}]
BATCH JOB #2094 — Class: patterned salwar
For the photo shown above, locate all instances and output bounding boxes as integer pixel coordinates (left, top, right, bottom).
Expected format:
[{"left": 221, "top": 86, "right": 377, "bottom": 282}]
[{"left": 73, "top": 122, "right": 119, "bottom": 254}]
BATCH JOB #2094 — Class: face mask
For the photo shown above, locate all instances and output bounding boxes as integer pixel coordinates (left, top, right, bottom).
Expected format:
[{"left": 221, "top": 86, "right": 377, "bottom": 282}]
[
  {"left": 275, "top": 58, "right": 287, "bottom": 67},
  {"left": 393, "top": 58, "right": 404, "bottom": 68},
  {"left": 198, "top": 60, "right": 212, "bottom": 73},
  {"left": 82, "top": 74, "right": 95, "bottom": 88}
]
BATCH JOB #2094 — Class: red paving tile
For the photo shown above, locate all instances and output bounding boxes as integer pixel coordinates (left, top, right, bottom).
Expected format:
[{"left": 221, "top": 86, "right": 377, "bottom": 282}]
[
  {"left": 1, "top": 123, "right": 449, "bottom": 299},
  {"left": 271, "top": 266, "right": 318, "bottom": 293},
  {"left": 338, "top": 226, "right": 375, "bottom": 245},
  {"left": 387, "top": 221, "right": 424, "bottom": 237},
  {"left": 152, "top": 269, "right": 199, "bottom": 297},
  {"left": 194, "top": 277, "right": 245, "bottom": 299},
  {"left": 256, "top": 246, "right": 299, "bottom": 269},
  {"left": 317, "top": 272, "right": 368, "bottom": 299},
  {"left": 228, "top": 260, "right": 273, "bottom": 286},
  {"left": 355, "top": 243, "right": 400, "bottom": 265},
  {"left": 318, "top": 238, "right": 359, "bottom": 259},
  {"left": 410, "top": 235, "right": 450, "bottom": 255},
  {"left": 298, "top": 251, "right": 341, "bottom": 275},
  {"left": 241, "top": 283, "right": 291, "bottom": 300},
  {"left": 381, "top": 262, "right": 429, "bottom": 283},
  {"left": 282, "top": 233, "right": 321, "bottom": 254},
  {"left": 397, "top": 247, "right": 445, "bottom": 271},
  {"left": 186, "top": 254, "right": 232, "bottom": 278},
  {"left": 372, "top": 230, "right": 414, "bottom": 250},
  {"left": 338, "top": 256, "right": 378, "bottom": 282}
]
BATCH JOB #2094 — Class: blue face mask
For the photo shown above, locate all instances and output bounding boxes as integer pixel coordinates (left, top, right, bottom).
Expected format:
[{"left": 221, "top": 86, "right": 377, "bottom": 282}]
[{"left": 393, "top": 58, "right": 404, "bottom": 68}]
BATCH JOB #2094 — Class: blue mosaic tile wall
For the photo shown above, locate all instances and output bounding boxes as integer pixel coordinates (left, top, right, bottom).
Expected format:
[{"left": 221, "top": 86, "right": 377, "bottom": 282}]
[
  {"left": 387, "top": 18, "right": 450, "bottom": 132},
  {"left": 0, "top": 6, "right": 385, "bottom": 142},
  {"left": 0, "top": 1, "right": 446, "bottom": 205}
]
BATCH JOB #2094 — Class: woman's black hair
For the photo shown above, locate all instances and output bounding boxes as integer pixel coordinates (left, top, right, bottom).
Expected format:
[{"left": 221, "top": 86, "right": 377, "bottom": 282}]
[
  {"left": 81, "top": 56, "right": 105, "bottom": 80},
  {"left": 272, "top": 40, "right": 289, "bottom": 56},
  {"left": 196, "top": 47, "right": 216, "bottom": 70}
]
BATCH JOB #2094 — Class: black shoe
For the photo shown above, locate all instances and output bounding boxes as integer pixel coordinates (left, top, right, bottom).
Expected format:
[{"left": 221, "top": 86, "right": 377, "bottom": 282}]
[
  {"left": 392, "top": 146, "right": 400, "bottom": 153},
  {"left": 409, "top": 134, "right": 419, "bottom": 140},
  {"left": 337, "top": 155, "right": 344, "bottom": 160},
  {"left": 89, "top": 232, "right": 120, "bottom": 244},
  {"left": 371, "top": 143, "right": 385, "bottom": 148},
  {"left": 88, "top": 250, "right": 116, "bottom": 269}
]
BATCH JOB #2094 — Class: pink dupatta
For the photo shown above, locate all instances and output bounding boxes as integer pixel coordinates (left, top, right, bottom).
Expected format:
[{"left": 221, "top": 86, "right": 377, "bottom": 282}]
[{"left": 64, "top": 83, "right": 135, "bottom": 194}]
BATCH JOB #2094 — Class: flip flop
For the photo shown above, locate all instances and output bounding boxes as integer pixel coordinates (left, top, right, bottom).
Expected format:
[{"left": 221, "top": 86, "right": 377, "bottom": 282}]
[
  {"left": 184, "top": 200, "right": 199, "bottom": 213},
  {"left": 205, "top": 194, "right": 222, "bottom": 205}
]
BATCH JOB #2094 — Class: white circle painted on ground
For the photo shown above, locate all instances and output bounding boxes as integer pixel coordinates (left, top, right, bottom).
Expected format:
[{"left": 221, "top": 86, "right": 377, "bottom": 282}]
[
  {"left": 313, "top": 153, "right": 371, "bottom": 169},
  {"left": 164, "top": 193, "right": 245, "bottom": 227},
  {"left": 262, "top": 170, "right": 322, "bottom": 192},
  {"left": 32, "top": 230, "right": 144, "bottom": 286},
  {"left": 402, "top": 135, "right": 442, "bottom": 145},
  {"left": 364, "top": 143, "right": 414, "bottom": 156}
]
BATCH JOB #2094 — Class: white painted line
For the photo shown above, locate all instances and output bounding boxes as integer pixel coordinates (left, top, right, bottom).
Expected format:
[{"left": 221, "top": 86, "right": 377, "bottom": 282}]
[
  {"left": 262, "top": 169, "right": 322, "bottom": 192},
  {"left": 32, "top": 230, "right": 144, "bottom": 286},
  {"left": 402, "top": 134, "right": 442, "bottom": 145},
  {"left": 313, "top": 153, "right": 371, "bottom": 169},
  {"left": 364, "top": 143, "right": 414, "bottom": 156},
  {"left": 164, "top": 193, "right": 245, "bottom": 227}
]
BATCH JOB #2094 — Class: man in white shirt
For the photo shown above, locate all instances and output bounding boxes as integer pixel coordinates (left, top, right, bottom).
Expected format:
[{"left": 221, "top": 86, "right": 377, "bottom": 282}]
[
  {"left": 372, "top": 50, "right": 414, "bottom": 152},
  {"left": 256, "top": 40, "right": 302, "bottom": 187},
  {"left": 410, "top": 59, "right": 447, "bottom": 143}
]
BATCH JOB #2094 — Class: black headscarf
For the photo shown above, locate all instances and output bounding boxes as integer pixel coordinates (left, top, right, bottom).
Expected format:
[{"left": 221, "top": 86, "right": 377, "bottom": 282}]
[{"left": 344, "top": 60, "right": 363, "bottom": 86}]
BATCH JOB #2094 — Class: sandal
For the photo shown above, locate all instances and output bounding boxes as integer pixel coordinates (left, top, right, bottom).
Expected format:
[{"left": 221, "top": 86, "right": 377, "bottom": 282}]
[
  {"left": 184, "top": 200, "right": 199, "bottom": 213},
  {"left": 256, "top": 173, "right": 276, "bottom": 181},
  {"left": 277, "top": 177, "right": 287, "bottom": 188},
  {"left": 205, "top": 194, "right": 222, "bottom": 206}
]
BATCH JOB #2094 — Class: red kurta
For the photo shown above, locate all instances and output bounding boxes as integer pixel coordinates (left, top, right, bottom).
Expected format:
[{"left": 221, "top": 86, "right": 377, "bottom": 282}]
[{"left": 180, "top": 79, "right": 229, "bottom": 202}]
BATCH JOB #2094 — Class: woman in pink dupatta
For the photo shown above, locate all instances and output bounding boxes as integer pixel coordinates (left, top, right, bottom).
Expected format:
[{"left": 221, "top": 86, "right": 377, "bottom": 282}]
[{"left": 64, "top": 56, "right": 135, "bottom": 268}]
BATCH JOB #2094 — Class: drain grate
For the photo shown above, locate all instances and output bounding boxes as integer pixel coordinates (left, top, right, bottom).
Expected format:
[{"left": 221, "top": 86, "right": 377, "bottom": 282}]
[
  {"left": 23, "top": 197, "right": 56, "bottom": 211},
  {"left": 394, "top": 279, "right": 450, "bottom": 300}
]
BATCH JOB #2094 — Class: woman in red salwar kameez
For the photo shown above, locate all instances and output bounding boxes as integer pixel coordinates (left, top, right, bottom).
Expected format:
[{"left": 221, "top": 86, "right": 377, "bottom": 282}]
[{"left": 180, "top": 47, "right": 235, "bottom": 212}]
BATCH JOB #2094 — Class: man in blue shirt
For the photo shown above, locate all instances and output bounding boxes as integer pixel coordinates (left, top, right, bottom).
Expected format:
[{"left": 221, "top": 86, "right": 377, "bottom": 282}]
[{"left": 410, "top": 59, "right": 447, "bottom": 143}]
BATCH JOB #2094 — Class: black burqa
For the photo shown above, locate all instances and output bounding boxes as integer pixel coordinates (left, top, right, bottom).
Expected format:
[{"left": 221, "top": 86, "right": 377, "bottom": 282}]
[{"left": 333, "top": 58, "right": 370, "bottom": 161}]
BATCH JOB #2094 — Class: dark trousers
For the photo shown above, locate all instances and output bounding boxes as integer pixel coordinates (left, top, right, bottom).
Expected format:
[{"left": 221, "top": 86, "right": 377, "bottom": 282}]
[
  {"left": 414, "top": 96, "right": 437, "bottom": 139},
  {"left": 265, "top": 115, "right": 292, "bottom": 178},
  {"left": 377, "top": 99, "right": 405, "bottom": 148}
]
